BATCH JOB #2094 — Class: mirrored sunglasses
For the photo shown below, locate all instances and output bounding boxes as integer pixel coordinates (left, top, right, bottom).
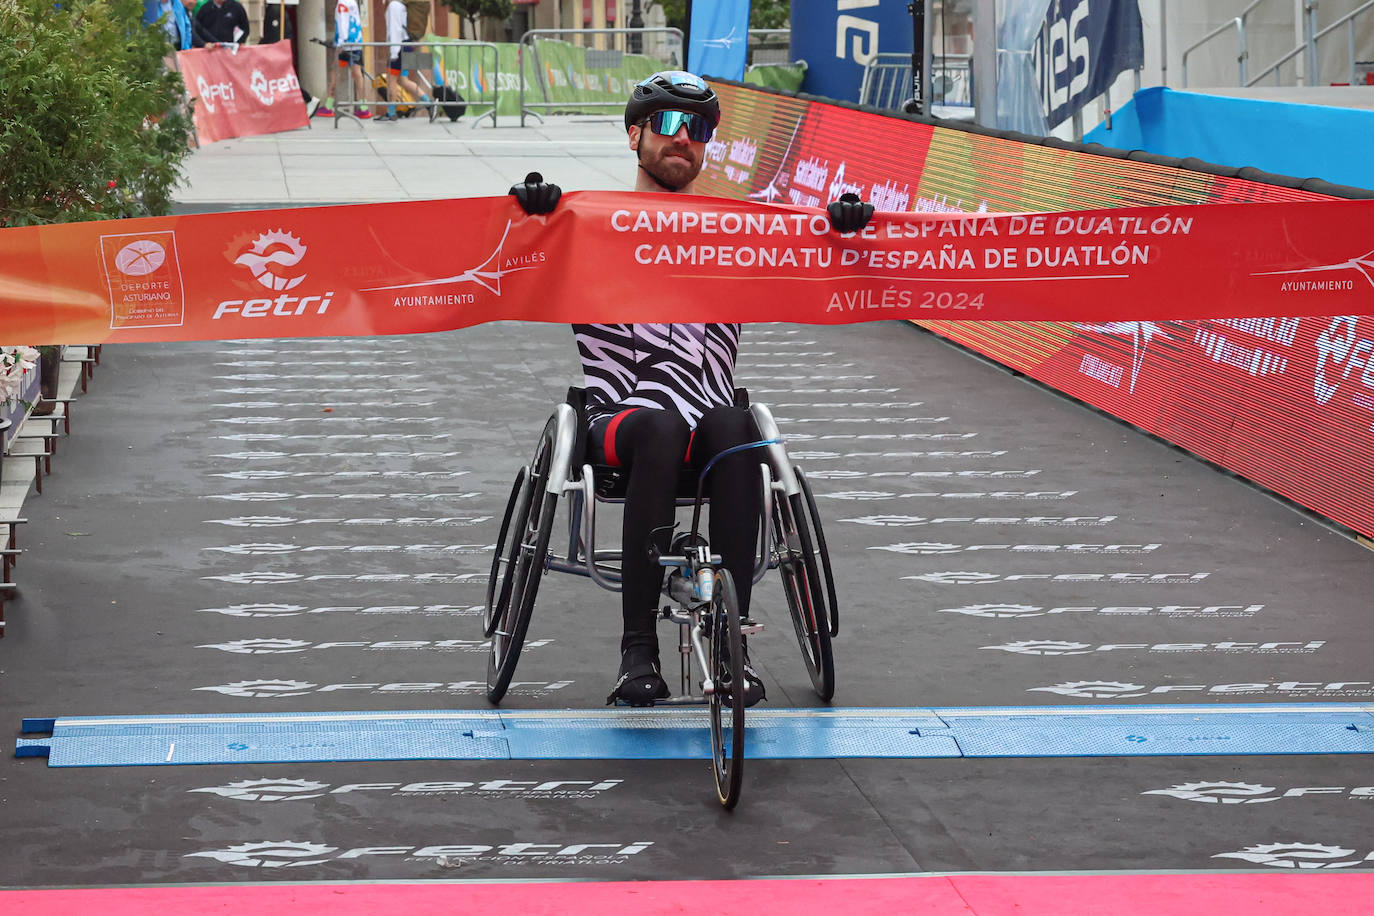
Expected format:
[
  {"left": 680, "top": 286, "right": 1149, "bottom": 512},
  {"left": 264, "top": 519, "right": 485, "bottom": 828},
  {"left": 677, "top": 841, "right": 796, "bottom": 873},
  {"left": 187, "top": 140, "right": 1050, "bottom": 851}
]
[{"left": 646, "top": 109, "right": 714, "bottom": 143}]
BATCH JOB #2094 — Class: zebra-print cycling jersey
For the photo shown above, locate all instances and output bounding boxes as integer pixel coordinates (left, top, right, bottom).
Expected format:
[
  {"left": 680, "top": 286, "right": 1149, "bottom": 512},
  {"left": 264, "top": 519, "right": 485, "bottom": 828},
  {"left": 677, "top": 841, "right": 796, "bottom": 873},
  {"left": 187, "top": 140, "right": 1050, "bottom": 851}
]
[{"left": 573, "top": 322, "right": 742, "bottom": 427}]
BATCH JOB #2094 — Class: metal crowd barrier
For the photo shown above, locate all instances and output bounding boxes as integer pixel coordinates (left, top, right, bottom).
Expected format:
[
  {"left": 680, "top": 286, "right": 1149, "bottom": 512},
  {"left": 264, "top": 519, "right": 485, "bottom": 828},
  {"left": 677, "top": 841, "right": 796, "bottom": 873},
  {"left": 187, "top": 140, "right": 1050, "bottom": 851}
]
[
  {"left": 314, "top": 38, "right": 500, "bottom": 128},
  {"left": 858, "top": 52, "right": 915, "bottom": 111},
  {"left": 859, "top": 53, "right": 973, "bottom": 112},
  {"left": 518, "top": 28, "right": 683, "bottom": 127}
]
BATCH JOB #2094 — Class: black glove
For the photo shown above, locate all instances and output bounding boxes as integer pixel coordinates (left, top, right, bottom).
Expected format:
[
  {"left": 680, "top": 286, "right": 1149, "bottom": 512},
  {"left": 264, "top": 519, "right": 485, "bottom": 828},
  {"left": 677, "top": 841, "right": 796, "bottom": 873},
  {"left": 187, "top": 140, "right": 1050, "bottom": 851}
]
[
  {"left": 509, "top": 171, "right": 561, "bottom": 215},
  {"left": 827, "top": 192, "right": 875, "bottom": 233}
]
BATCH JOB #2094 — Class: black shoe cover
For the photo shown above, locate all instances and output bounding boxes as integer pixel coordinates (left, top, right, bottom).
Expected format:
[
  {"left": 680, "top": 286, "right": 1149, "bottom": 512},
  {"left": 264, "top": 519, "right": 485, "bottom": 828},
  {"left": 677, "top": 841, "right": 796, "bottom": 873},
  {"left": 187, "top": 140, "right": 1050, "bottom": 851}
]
[{"left": 607, "top": 655, "right": 670, "bottom": 706}]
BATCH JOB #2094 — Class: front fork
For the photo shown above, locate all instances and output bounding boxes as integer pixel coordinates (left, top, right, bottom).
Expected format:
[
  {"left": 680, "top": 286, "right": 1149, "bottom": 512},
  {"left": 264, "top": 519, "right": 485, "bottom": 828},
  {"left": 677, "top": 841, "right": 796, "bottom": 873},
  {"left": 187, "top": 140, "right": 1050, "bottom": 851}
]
[
  {"left": 663, "top": 544, "right": 718, "bottom": 697},
  {"left": 662, "top": 546, "right": 764, "bottom": 700}
]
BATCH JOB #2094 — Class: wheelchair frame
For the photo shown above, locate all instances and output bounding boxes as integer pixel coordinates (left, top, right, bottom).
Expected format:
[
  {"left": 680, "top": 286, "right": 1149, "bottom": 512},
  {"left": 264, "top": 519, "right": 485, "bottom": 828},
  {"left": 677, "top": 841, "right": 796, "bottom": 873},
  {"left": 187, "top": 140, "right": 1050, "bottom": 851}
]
[{"left": 483, "top": 392, "right": 840, "bottom": 807}]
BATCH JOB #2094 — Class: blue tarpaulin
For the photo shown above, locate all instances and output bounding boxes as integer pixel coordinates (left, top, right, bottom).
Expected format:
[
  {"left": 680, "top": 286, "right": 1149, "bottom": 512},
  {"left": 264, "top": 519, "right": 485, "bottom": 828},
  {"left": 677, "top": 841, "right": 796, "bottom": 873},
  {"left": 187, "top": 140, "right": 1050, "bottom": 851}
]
[{"left": 1085, "top": 87, "right": 1374, "bottom": 191}]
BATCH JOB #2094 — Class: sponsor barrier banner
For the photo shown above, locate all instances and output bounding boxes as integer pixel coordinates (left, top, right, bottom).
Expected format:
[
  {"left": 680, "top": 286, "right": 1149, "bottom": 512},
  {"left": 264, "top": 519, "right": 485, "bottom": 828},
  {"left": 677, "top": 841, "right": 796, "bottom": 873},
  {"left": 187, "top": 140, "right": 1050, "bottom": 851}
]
[
  {"left": 175, "top": 43, "right": 308, "bottom": 144},
  {"left": 695, "top": 81, "right": 1374, "bottom": 538},
  {"left": 3, "top": 193, "right": 1374, "bottom": 345},
  {"left": 425, "top": 36, "right": 662, "bottom": 118}
]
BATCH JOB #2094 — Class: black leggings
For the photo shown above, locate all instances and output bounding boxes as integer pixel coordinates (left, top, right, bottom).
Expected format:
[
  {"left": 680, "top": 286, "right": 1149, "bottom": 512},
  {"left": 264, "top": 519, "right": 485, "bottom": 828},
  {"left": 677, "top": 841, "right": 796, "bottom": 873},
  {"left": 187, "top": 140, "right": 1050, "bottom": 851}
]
[{"left": 590, "top": 406, "right": 761, "bottom": 655}]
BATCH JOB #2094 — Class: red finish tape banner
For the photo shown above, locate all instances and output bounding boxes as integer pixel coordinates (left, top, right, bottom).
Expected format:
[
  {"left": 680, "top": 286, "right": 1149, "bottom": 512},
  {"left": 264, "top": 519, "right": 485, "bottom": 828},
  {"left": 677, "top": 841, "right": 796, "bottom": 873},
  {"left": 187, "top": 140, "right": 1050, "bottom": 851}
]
[
  {"left": 3, "top": 192, "right": 1374, "bottom": 345},
  {"left": 697, "top": 81, "right": 1374, "bottom": 538},
  {"left": 175, "top": 43, "right": 308, "bottom": 144}
]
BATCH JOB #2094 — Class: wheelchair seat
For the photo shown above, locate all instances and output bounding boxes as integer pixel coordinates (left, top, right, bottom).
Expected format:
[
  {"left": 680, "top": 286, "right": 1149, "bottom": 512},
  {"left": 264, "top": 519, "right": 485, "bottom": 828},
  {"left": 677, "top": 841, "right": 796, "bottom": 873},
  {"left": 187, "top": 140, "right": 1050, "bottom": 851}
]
[
  {"left": 592, "top": 464, "right": 702, "bottom": 502},
  {"left": 564, "top": 386, "right": 752, "bottom": 503}
]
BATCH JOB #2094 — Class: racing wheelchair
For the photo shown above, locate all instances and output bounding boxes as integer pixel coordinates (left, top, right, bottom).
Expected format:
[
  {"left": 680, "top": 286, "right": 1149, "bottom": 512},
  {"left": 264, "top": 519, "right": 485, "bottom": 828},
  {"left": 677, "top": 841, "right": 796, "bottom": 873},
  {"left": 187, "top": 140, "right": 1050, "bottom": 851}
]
[{"left": 483, "top": 388, "right": 838, "bottom": 807}]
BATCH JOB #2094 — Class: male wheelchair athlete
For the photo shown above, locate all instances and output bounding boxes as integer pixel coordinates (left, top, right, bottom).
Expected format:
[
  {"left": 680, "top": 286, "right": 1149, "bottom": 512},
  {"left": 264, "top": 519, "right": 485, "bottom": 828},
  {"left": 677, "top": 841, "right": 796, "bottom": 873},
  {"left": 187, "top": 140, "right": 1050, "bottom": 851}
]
[{"left": 483, "top": 387, "right": 838, "bottom": 807}]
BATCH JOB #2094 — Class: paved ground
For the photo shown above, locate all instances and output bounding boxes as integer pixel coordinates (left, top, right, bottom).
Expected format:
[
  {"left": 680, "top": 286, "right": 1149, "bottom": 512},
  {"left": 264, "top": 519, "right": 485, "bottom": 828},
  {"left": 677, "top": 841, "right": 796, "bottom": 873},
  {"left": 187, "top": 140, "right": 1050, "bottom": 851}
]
[
  {"left": 176, "top": 113, "right": 635, "bottom": 205},
  {"left": 3, "top": 116, "right": 1374, "bottom": 889}
]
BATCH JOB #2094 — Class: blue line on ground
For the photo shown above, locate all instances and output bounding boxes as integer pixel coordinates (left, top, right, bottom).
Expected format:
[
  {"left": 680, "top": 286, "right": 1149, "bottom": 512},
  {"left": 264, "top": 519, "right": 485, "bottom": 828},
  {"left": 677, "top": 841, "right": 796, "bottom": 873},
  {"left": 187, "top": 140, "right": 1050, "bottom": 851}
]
[{"left": 15, "top": 704, "right": 1374, "bottom": 767}]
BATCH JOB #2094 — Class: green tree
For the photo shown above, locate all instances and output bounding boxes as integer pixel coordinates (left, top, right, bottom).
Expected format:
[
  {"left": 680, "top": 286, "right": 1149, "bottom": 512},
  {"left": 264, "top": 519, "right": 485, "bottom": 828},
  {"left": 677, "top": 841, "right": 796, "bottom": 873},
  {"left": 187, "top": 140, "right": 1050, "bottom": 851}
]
[
  {"left": 649, "top": 0, "right": 790, "bottom": 32},
  {"left": 440, "top": 0, "right": 514, "bottom": 39},
  {"left": 0, "top": 0, "right": 193, "bottom": 227},
  {"left": 653, "top": 0, "right": 687, "bottom": 31},
  {"left": 750, "top": 0, "right": 789, "bottom": 30}
]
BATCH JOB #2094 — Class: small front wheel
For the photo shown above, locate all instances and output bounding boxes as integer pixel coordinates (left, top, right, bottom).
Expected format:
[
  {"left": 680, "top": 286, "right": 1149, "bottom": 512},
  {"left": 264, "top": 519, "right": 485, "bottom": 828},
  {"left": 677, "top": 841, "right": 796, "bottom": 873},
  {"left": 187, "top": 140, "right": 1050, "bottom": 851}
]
[{"left": 707, "top": 567, "right": 745, "bottom": 809}]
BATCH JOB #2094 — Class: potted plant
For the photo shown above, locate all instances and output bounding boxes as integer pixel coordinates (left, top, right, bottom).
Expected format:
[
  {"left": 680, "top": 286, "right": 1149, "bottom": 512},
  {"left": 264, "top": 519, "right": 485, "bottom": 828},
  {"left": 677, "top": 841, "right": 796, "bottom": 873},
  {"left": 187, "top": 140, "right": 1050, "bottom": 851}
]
[
  {"left": 0, "top": 346, "right": 40, "bottom": 468},
  {"left": 31, "top": 346, "right": 62, "bottom": 417}
]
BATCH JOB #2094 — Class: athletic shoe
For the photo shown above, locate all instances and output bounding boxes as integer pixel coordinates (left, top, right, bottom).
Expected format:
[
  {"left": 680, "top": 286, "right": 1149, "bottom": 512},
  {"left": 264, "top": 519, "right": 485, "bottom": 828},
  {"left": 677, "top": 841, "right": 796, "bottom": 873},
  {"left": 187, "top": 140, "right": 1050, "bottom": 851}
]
[
  {"left": 375, "top": 113, "right": 397, "bottom": 122},
  {"left": 305, "top": 97, "right": 320, "bottom": 118},
  {"left": 313, "top": 104, "right": 334, "bottom": 117},
  {"left": 356, "top": 109, "right": 373, "bottom": 120}
]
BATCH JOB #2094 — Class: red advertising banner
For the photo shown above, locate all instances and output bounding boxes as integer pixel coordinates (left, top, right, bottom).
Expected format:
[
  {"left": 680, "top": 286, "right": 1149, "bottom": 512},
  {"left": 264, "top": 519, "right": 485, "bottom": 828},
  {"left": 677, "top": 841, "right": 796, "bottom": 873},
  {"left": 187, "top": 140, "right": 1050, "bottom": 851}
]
[
  {"left": 699, "top": 81, "right": 1374, "bottom": 539},
  {"left": 4, "top": 193, "right": 1374, "bottom": 345},
  {"left": 175, "top": 43, "right": 308, "bottom": 144}
]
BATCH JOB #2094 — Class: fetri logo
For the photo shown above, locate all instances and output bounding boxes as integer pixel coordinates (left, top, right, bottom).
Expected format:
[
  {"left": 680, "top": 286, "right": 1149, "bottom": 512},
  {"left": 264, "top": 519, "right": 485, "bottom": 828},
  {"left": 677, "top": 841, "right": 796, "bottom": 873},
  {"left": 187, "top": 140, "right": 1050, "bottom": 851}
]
[
  {"left": 195, "top": 678, "right": 572, "bottom": 697},
  {"left": 194, "top": 779, "right": 333, "bottom": 801},
  {"left": 186, "top": 841, "right": 336, "bottom": 867},
  {"left": 1312, "top": 316, "right": 1374, "bottom": 405},
  {"left": 190, "top": 777, "right": 623, "bottom": 802},
  {"left": 1146, "top": 782, "right": 1374, "bottom": 804},
  {"left": 197, "top": 679, "right": 315, "bottom": 698},
  {"left": 249, "top": 68, "right": 299, "bottom": 106},
  {"left": 216, "top": 230, "right": 333, "bottom": 321},
  {"left": 234, "top": 230, "right": 308, "bottom": 291},
  {"left": 1029, "top": 680, "right": 1149, "bottom": 699},
  {"left": 1213, "top": 843, "right": 1374, "bottom": 869},
  {"left": 185, "top": 839, "right": 653, "bottom": 868}
]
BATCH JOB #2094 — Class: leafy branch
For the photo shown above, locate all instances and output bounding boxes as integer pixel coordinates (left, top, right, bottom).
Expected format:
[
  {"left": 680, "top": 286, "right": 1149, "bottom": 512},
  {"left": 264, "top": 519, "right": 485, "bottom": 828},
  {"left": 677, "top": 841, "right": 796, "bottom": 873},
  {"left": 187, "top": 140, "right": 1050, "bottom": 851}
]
[{"left": 0, "top": 0, "right": 194, "bottom": 227}]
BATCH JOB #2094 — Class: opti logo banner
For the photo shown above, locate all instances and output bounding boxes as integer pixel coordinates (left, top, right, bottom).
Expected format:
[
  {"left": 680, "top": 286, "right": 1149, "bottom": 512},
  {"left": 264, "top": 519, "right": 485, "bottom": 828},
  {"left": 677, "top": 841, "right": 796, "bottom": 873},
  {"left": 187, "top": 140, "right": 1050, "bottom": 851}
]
[
  {"left": 176, "top": 43, "right": 308, "bottom": 144},
  {"left": 4, "top": 192, "right": 1374, "bottom": 344}
]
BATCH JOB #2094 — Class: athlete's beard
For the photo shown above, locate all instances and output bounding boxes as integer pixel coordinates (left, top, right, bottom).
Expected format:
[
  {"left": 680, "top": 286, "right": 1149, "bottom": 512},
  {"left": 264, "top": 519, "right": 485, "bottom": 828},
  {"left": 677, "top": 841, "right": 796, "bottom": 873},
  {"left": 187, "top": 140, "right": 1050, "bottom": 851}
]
[{"left": 636, "top": 143, "right": 698, "bottom": 192}]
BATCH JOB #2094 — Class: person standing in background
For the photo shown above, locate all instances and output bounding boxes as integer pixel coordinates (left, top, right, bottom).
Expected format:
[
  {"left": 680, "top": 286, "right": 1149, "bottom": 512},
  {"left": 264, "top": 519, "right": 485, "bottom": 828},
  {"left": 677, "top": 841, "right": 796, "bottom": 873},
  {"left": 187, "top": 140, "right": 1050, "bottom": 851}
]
[
  {"left": 142, "top": 0, "right": 193, "bottom": 53},
  {"left": 261, "top": 2, "right": 321, "bottom": 118},
  {"left": 379, "top": 0, "right": 430, "bottom": 120},
  {"left": 317, "top": 0, "right": 373, "bottom": 118},
  {"left": 191, "top": 0, "right": 249, "bottom": 47}
]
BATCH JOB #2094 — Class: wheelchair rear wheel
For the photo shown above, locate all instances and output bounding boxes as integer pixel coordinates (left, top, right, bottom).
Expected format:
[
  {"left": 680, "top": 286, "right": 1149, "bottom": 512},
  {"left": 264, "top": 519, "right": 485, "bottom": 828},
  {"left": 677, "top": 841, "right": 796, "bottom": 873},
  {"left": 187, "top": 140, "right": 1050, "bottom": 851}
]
[
  {"left": 796, "top": 467, "right": 840, "bottom": 638},
  {"left": 708, "top": 567, "right": 746, "bottom": 809},
  {"left": 773, "top": 485, "right": 836, "bottom": 701},
  {"left": 486, "top": 418, "right": 559, "bottom": 704},
  {"left": 484, "top": 465, "right": 529, "bottom": 638}
]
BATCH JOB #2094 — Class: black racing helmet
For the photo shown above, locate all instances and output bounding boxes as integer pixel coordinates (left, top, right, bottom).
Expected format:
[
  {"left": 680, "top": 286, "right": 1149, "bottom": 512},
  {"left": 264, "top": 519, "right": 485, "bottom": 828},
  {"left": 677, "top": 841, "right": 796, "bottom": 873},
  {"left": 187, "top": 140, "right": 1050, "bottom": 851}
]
[{"left": 624, "top": 70, "right": 721, "bottom": 133}]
